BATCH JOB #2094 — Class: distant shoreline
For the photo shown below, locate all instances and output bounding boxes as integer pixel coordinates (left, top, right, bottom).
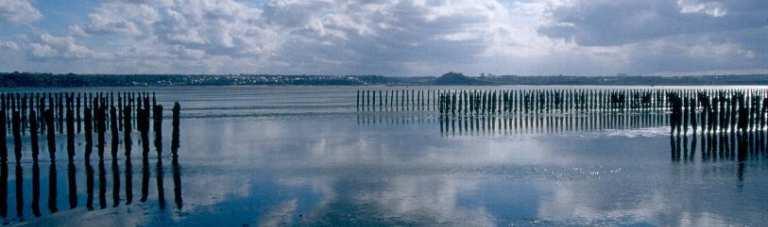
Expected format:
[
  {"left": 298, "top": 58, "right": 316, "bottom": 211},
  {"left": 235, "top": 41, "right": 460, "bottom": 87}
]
[{"left": 2, "top": 72, "right": 768, "bottom": 87}]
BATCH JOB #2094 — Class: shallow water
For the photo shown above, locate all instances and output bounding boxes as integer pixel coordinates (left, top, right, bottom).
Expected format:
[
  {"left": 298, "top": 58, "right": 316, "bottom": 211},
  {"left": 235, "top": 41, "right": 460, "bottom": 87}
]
[{"left": 3, "top": 86, "right": 768, "bottom": 226}]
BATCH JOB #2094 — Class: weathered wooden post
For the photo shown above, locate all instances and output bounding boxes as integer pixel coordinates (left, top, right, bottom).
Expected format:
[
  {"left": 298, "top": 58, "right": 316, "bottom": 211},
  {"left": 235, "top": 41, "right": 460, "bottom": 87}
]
[
  {"left": 67, "top": 99, "right": 75, "bottom": 161},
  {"left": 12, "top": 109, "right": 21, "bottom": 163},
  {"left": 115, "top": 94, "right": 121, "bottom": 131},
  {"left": 169, "top": 102, "right": 179, "bottom": 152},
  {"left": 356, "top": 89, "right": 360, "bottom": 112},
  {"left": 98, "top": 149, "right": 106, "bottom": 209},
  {"left": 97, "top": 98, "right": 106, "bottom": 160},
  {"left": 122, "top": 98, "right": 133, "bottom": 204},
  {"left": 172, "top": 150, "right": 182, "bottom": 210},
  {"left": 154, "top": 105, "right": 163, "bottom": 157}
]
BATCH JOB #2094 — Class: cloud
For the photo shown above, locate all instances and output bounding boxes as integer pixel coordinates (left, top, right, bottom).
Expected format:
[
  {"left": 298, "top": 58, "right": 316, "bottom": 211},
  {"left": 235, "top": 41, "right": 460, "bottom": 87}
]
[
  {"left": 79, "top": 0, "right": 279, "bottom": 61},
  {"left": 536, "top": 0, "right": 768, "bottom": 74},
  {"left": 0, "top": 40, "right": 18, "bottom": 50},
  {"left": 65, "top": 0, "right": 528, "bottom": 75},
  {"left": 267, "top": 0, "right": 514, "bottom": 75},
  {"left": 621, "top": 36, "right": 759, "bottom": 74},
  {"left": 1, "top": 0, "right": 766, "bottom": 75},
  {"left": 677, "top": 0, "right": 727, "bottom": 17},
  {"left": 538, "top": 0, "right": 768, "bottom": 46},
  {"left": 27, "top": 33, "right": 99, "bottom": 60},
  {"left": 0, "top": 0, "right": 42, "bottom": 24}
]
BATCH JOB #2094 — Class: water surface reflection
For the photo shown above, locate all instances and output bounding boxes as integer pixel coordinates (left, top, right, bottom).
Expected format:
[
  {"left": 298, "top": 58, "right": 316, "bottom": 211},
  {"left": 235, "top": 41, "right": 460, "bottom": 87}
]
[{"left": 3, "top": 86, "right": 767, "bottom": 226}]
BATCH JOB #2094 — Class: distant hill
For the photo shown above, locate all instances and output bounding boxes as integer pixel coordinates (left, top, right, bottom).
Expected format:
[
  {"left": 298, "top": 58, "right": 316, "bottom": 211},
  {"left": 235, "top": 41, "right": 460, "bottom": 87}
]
[{"left": 432, "top": 72, "right": 493, "bottom": 85}]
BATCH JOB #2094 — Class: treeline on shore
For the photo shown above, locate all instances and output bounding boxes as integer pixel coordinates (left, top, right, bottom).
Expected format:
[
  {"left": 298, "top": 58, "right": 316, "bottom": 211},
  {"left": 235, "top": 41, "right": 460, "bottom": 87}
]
[{"left": 2, "top": 72, "right": 768, "bottom": 87}]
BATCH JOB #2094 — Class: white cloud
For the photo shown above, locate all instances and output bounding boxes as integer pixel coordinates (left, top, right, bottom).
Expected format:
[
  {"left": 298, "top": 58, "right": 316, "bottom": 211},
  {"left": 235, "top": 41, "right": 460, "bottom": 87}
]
[
  {"left": 81, "top": 2, "right": 157, "bottom": 36},
  {"left": 677, "top": 0, "right": 727, "bottom": 17},
  {"left": 0, "top": 0, "right": 42, "bottom": 24},
  {"left": 28, "top": 33, "right": 99, "bottom": 60},
  {"left": 0, "top": 40, "right": 18, "bottom": 50}
]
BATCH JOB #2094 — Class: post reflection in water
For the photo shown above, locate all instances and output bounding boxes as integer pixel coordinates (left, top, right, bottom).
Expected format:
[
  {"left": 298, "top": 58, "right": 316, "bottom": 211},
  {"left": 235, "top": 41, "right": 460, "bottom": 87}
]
[
  {"left": 140, "top": 151, "right": 150, "bottom": 203},
  {"left": 14, "top": 164, "right": 22, "bottom": 220},
  {"left": 0, "top": 92, "right": 183, "bottom": 224},
  {"left": 31, "top": 162, "right": 40, "bottom": 217},
  {"left": 0, "top": 162, "right": 6, "bottom": 219},
  {"left": 85, "top": 157, "right": 94, "bottom": 211},
  {"left": 98, "top": 156, "right": 106, "bottom": 209},
  {"left": 47, "top": 162, "right": 57, "bottom": 214},
  {"left": 67, "top": 162, "right": 77, "bottom": 209},
  {"left": 670, "top": 129, "right": 765, "bottom": 186},
  {"left": 671, "top": 127, "right": 766, "bottom": 158}
]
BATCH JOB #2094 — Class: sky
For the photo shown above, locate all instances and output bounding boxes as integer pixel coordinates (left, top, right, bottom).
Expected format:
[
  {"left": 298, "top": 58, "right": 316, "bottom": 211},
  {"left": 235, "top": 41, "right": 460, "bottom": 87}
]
[{"left": 0, "top": 0, "right": 766, "bottom": 76}]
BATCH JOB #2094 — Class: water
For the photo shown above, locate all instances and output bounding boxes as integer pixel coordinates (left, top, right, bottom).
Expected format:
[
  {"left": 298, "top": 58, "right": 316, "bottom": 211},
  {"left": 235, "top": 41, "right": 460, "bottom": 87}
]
[{"left": 3, "top": 86, "right": 768, "bottom": 226}]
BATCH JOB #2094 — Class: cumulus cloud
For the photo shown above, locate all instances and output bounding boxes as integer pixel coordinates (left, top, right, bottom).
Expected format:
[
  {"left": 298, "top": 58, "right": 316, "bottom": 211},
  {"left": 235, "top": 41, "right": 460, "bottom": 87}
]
[
  {"left": 0, "top": 0, "right": 42, "bottom": 24},
  {"left": 78, "top": 0, "right": 279, "bottom": 62},
  {"left": 27, "top": 33, "right": 99, "bottom": 60}
]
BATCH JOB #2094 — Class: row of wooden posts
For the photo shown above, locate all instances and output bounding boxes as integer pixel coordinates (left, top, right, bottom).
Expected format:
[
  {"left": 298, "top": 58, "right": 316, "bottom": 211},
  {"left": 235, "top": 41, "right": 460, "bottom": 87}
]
[
  {"left": 0, "top": 92, "right": 182, "bottom": 221},
  {"left": 357, "top": 88, "right": 670, "bottom": 114},
  {"left": 356, "top": 88, "right": 768, "bottom": 132},
  {"left": 668, "top": 90, "right": 768, "bottom": 135},
  {"left": 356, "top": 88, "right": 673, "bottom": 135},
  {"left": 356, "top": 89, "right": 438, "bottom": 112},
  {"left": 669, "top": 90, "right": 768, "bottom": 162},
  {"left": 436, "top": 89, "right": 669, "bottom": 117},
  {"left": 0, "top": 92, "right": 167, "bottom": 135}
]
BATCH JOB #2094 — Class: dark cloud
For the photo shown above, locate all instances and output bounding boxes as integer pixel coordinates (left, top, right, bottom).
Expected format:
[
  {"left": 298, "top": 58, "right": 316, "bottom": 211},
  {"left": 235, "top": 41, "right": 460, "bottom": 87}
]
[
  {"left": 536, "top": 0, "right": 768, "bottom": 74},
  {"left": 539, "top": 0, "right": 768, "bottom": 46}
]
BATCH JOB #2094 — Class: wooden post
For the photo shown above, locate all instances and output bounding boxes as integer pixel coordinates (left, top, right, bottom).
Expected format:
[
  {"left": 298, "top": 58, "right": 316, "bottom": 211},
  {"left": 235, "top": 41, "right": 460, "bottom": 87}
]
[
  {"left": 46, "top": 108, "right": 56, "bottom": 161},
  {"left": 123, "top": 99, "right": 133, "bottom": 204},
  {"left": 67, "top": 98, "right": 75, "bottom": 161},
  {"left": 12, "top": 110, "right": 21, "bottom": 162}
]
